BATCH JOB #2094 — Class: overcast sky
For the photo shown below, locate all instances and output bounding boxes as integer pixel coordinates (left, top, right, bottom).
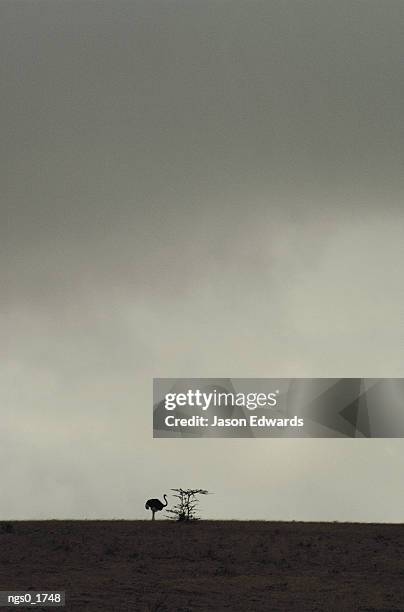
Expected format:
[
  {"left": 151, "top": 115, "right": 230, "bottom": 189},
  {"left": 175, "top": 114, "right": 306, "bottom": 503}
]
[{"left": 1, "top": 0, "right": 404, "bottom": 521}]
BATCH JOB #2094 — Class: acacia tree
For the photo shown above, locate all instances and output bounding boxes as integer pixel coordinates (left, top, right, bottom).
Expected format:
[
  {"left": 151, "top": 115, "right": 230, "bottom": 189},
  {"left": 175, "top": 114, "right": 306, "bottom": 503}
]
[{"left": 166, "top": 488, "right": 209, "bottom": 521}]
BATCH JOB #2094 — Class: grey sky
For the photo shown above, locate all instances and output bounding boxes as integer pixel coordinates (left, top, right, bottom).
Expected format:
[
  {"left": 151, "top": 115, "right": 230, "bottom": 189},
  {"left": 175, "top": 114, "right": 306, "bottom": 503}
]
[{"left": 1, "top": 0, "right": 404, "bottom": 520}]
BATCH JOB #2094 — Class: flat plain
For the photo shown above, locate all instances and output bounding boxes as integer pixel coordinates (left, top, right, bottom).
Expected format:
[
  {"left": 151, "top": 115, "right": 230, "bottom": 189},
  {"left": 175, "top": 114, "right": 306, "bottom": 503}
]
[{"left": 1, "top": 520, "right": 403, "bottom": 611}]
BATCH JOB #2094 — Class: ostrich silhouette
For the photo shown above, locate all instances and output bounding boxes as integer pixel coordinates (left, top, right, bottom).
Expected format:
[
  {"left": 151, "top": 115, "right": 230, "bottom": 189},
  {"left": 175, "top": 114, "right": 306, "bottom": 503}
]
[{"left": 145, "top": 494, "right": 168, "bottom": 520}]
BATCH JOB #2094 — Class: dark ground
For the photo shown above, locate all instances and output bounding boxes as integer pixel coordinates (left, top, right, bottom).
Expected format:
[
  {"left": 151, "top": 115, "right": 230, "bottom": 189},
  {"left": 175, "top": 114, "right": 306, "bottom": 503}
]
[{"left": 1, "top": 520, "right": 404, "bottom": 611}]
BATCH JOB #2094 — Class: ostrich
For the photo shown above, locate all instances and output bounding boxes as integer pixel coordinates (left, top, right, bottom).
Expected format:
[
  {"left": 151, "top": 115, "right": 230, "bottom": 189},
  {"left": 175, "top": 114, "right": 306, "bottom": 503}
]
[{"left": 145, "top": 494, "right": 168, "bottom": 520}]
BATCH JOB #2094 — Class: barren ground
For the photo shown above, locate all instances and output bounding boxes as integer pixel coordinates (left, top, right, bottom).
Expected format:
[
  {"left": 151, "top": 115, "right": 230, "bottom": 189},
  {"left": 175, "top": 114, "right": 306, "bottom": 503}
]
[{"left": 1, "top": 520, "right": 403, "bottom": 611}]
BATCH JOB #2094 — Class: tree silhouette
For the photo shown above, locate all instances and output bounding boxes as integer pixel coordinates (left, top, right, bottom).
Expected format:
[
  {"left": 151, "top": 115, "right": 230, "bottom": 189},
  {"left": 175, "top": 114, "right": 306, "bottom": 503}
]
[{"left": 166, "top": 488, "right": 209, "bottom": 521}]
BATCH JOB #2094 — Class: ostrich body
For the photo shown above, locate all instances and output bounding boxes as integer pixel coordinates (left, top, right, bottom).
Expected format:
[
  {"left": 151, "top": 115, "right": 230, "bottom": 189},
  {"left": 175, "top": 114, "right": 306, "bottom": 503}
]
[{"left": 145, "top": 494, "right": 168, "bottom": 520}]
